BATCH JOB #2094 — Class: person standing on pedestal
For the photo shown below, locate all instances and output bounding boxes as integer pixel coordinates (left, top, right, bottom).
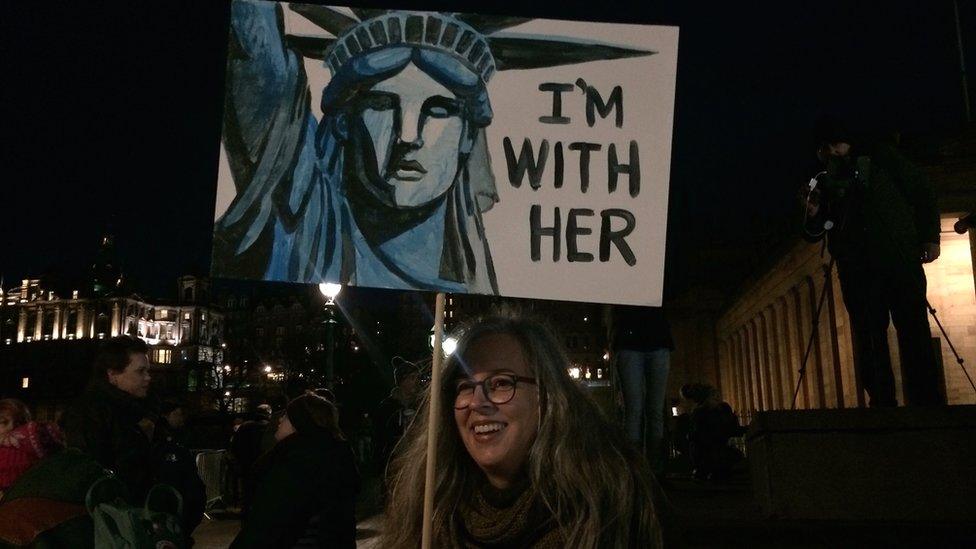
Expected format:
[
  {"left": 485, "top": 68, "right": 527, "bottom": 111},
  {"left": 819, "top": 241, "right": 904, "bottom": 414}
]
[{"left": 612, "top": 306, "right": 674, "bottom": 474}]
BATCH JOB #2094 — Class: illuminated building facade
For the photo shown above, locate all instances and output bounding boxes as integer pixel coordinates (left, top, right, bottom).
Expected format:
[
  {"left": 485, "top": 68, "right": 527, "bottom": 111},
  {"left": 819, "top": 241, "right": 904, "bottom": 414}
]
[{"left": 0, "top": 271, "right": 225, "bottom": 413}]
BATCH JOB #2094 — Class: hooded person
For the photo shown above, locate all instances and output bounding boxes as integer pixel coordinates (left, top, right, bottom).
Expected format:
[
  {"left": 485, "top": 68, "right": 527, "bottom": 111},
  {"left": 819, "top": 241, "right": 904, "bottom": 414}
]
[{"left": 231, "top": 392, "right": 360, "bottom": 549}]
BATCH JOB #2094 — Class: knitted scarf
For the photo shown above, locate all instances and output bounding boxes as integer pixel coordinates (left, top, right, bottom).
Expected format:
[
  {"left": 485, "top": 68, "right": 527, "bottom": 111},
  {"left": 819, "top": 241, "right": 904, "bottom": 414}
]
[{"left": 455, "top": 477, "right": 563, "bottom": 549}]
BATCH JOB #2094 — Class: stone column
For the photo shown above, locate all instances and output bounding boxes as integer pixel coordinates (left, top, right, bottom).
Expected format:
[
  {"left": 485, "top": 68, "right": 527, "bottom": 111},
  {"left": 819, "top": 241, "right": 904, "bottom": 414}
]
[
  {"left": 34, "top": 306, "right": 43, "bottom": 340},
  {"left": 17, "top": 307, "right": 27, "bottom": 342},
  {"left": 111, "top": 301, "right": 121, "bottom": 338},
  {"left": 52, "top": 306, "right": 61, "bottom": 340}
]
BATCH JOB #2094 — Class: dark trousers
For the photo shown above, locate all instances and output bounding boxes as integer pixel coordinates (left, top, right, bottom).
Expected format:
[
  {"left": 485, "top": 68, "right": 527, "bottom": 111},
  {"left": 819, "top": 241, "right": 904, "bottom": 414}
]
[{"left": 837, "top": 259, "right": 945, "bottom": 406}]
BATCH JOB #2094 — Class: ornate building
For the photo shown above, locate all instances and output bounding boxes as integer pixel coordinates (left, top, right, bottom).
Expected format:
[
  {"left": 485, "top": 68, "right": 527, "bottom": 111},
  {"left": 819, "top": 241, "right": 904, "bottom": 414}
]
[{"left": 0, "top": 237, "right": 225, "bottom": 413}]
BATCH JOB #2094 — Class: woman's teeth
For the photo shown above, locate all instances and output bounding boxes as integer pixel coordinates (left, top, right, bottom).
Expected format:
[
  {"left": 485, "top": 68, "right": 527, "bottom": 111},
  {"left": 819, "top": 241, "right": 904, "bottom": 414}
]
[{"left": 474, "top": 423, "right": 505, "bottom": 434}]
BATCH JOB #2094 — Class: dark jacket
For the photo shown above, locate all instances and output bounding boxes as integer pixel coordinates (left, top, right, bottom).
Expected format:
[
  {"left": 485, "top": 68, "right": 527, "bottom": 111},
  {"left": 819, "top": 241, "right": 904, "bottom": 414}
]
[
  {"left": 611, "top": 306, "right": 674, "bottom": 352},
  {"left": 152, "top": 419, "right": 206, "bottom": 537},
  {"left": 804, "top": 144, "right": 939, "bottom": 267},
  {"left": 59, "top": 379, "right": 156, "bottom": 502},
  {"left": 372, "top": 391, "right": 415, "bottom": 472},
  {"left": 231, "top": 430, "right": 360, "bottom": 549},
  {"left": 0, "top": 449, "right": 107, "bottom": 548}
]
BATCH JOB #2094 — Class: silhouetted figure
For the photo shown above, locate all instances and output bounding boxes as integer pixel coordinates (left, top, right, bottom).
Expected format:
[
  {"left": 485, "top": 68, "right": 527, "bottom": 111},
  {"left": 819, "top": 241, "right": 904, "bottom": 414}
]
[
  {"left": 680, "top": 384, "right": 742, "bottom": 481},
  {"left": 612, "top": 306, "right": 674, "bottom": 474},
  {"left": 232, "top": 392, "right": 359, "bottom": 548},
  {"left": 152, "top": 401, "right": 206, "bottom": 544},
  {"left": 373, "top": 360, "right": 420, "bottom": 478},
  {"left": 229, "top": 404, "right": 271, "bottom": 517},
  {"left": 802, "top": 117, "right": 943, "bottom": 406}
]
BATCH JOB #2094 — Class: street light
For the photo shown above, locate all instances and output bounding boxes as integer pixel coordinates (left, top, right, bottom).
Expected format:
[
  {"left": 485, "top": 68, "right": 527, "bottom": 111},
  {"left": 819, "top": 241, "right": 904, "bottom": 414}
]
[
  {"left": 318, "top": 282, "right": 342, "bottom": 389},
  {"left": 318, "top": 282, "right": 342, "bottom": 304},
  {"left": 429, "top": 329, "right": 458, "bottom": 356}
]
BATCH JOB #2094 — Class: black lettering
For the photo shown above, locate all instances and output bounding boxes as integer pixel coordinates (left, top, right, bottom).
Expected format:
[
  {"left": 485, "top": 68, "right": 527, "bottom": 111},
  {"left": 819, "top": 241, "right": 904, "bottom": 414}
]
[
  {"left": 530, "top": 205, "right": 561, "bottom": 262},
  {"left": 538, "top": 82, "right": 574, "bottom": 124},
  {"left": 608, "top": 141, "right": 641, "bottom": 197},
  {"left": 504, "top": 137, "right": 549, "bottom": 190},
  {"left": 554, "top": 142, "right": 564, "bottom": 189},
  {"left": 568, "top": 142, "right": 602, "bottom": 193},
  {"left": 600, "top": 209, "right": 636, "bottom": 265},
  {"left": 576, "top": 78, "right": 623, "bottom": 127},
  {"left": 566, "top": 208, "right": 595, "bottom": 262}
]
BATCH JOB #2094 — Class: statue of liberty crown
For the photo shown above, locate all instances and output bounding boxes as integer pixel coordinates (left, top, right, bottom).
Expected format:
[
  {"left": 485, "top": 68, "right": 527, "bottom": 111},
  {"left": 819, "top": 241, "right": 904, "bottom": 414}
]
[
  {"left": 326, "top": 12, "right": 496, "bottom": 83},
  {"left": 283, "top": 3, "right": 656, "bottom": 85}
]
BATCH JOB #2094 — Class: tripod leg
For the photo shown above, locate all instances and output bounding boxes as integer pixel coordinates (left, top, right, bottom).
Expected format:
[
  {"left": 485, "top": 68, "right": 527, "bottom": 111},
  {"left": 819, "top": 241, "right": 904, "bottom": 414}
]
[
  {"left": 792, "top": 259, "right": 835, "bottom": 410},
  {"left": 926, "top": 300, "right": 976, "bottom": 395}
]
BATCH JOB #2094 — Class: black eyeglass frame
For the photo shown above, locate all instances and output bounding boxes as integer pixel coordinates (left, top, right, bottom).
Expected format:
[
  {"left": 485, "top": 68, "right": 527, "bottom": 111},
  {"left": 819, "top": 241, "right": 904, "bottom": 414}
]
[{"left": 452, "top": 373, "right": 537, "bottom": 409}]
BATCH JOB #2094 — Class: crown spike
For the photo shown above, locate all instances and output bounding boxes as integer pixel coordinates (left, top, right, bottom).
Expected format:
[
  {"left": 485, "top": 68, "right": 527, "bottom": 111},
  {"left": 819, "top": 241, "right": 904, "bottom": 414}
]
[
  {"left": 488, "top": 34, "right": 654, "bottom": 71},
  {"left": 349, "top": 8, "right": 389, "bottom": 21},
  {"left": 284, "top": 34, "right": 335, "bottom": 61},
  {"left": 289, "top": 4, "right": 358, "bottom": 36},
  {"left": 454, "top": 14, "right": 531, "bottom": 35}
]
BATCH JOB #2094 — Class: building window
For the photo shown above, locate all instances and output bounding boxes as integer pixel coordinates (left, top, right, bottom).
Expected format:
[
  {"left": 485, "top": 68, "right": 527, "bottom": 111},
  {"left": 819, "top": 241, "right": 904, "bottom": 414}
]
[
  {"left": 184, "top": 312, "right": 191, "bottom": 320},
  {"left": 159, "top": 309, "right": 168, "bottom": 319},
  {"left": 153, "top": 349, "right": 172, "bottom": 364},
  {"left": 276, "top": 326, "right": 285, "bottom": 336},
  {"left": 256, "top": 327, "right": 265, "bottom": 337},
  {"left": 21, "top": 377, "right": 30, "bottom": 389},
  {"left": 72, "top": 290, "right": 79, "bottom": 299}
]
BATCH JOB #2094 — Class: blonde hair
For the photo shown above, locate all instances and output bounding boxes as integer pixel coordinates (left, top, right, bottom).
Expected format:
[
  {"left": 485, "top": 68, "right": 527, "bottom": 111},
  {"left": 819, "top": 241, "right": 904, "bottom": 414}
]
[{"left": 381, "top": 312, "right": 661, "bottom": 548}]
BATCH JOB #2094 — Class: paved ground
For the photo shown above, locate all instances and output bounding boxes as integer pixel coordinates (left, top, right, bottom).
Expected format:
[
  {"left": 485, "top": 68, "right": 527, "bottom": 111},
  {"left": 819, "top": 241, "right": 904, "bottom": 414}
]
[{"left": 191, "top": 471, "right": 975, "bottom": 548}]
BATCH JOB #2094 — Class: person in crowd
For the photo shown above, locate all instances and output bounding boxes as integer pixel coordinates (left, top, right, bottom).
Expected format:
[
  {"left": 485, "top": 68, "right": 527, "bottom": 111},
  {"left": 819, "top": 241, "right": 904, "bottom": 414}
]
[
  {"left": 611, "top": 306, "right": 674, "bottom": 474},
  {"left": 152, "top": 401, "right": 206, "bottom": 544},
  {"left": 802, "top": 116, "right": 943, "bottom": 406},
  {"left": 373, "top": 359, "right": 421, "bottom": 476},
  {"left": 59, "top": 336, "right": 157, "bottom": 502},
  {"left": 259, "top": 396, "right": 289, "bottom": 455},
  {"left": 231, "top": 392, "right": 360, "bottom": 549},
  {"left": 0, "top": 399, "right": 100, "bottom": 547},
  {"left": 679, "top": 383, "right": 742, "bottom": 481},
  {"left": 382, "top": 313, "right": 666, "bottom": 548},
  {"left": 229, "top": 403, "right": 272, "bottom": 517},
  {"left": 0, "top": 399, "right": 65, "bottom": 493}
]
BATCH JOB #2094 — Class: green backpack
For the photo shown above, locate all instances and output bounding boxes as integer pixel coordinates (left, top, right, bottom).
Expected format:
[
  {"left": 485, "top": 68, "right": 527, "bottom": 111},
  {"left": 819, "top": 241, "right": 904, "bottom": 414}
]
[{"left": 85, "top": 477, "right": 184, "bottom": 549}]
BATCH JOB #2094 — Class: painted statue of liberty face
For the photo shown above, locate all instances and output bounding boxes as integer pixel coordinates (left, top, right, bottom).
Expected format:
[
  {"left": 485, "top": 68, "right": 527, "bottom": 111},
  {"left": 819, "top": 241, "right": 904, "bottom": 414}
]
[{"left": 350, "top": 62, "right": 472, "bottom": 209}]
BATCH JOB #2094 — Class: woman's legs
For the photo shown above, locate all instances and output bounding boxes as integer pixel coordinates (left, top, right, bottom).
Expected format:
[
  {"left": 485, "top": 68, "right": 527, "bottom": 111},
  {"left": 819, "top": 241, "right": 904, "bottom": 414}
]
[{"left": 617, "top": 350, "right": 647, "bottom": 445}]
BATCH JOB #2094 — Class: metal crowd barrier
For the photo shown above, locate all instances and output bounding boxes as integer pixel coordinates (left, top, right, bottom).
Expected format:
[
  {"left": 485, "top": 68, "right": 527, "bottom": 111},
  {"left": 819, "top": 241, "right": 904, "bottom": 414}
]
[{"left": 194, "top": 449, "right": 228, "bottom": 513}]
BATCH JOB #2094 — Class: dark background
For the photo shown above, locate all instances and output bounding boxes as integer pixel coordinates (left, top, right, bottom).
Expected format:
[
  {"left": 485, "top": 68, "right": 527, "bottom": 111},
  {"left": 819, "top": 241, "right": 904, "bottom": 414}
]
[{"left": 2, "top": 0, "right": 971, "bottom": 301}]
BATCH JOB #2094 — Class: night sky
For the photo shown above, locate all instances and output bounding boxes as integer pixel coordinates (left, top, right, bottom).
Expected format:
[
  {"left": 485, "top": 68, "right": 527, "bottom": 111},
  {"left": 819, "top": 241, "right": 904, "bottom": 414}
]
[{"left": 2, "top": 0, "right": 971, "bottom": 301}]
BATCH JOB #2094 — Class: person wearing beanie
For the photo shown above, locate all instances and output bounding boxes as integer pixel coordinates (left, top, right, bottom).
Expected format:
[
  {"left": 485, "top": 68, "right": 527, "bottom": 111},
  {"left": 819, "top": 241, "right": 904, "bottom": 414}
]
[{"left": 231, "top": 392, "right": 360, "bottom": 548}]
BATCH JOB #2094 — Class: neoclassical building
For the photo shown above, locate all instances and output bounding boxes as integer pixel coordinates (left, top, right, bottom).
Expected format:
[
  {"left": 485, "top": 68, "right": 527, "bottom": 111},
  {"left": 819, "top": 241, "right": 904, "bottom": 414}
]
[{"left": 0, "top": 269, "right": 225, "bottom": 411}]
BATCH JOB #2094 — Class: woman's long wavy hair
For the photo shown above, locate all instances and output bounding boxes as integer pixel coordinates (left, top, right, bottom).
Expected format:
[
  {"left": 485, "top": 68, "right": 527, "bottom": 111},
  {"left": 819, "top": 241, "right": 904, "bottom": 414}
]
[{"left": 381, "top": 311, "right": 662, "bottom": 548}]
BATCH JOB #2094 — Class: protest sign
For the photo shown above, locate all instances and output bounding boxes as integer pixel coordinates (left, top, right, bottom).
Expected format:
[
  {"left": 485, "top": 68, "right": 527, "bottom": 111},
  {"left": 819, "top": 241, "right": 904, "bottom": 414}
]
[{"left": 213, "top": 1, "right": 678, "bottom": 305}]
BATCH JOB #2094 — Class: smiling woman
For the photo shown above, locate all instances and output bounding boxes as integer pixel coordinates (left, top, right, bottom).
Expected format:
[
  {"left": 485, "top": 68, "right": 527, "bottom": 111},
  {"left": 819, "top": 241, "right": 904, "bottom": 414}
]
[{"left": 382, "top": 312, "right": 664, "bottom": 548}]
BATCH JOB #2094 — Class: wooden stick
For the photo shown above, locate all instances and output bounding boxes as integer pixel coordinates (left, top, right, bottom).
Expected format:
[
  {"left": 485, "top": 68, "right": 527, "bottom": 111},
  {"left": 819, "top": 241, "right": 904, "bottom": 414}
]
[{"left": 421, "top": 292, "right": 447, "bottom": 549}]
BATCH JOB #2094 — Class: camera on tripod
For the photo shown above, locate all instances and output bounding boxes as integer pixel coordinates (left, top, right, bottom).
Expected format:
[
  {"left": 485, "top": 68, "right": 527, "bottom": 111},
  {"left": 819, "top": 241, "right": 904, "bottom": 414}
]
[{"left": 811, "top": 156, "right": 869, "bottom": 202}]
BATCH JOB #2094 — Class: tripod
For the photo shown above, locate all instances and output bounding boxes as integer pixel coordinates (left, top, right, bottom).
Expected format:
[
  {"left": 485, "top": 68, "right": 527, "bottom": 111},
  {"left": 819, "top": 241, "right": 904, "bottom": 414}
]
[
  {"left": 790, "top": 254, "right": 835, "bottom": 410},
  {"left": 791, "top": 163, "right": 976, "bottom": 409}
]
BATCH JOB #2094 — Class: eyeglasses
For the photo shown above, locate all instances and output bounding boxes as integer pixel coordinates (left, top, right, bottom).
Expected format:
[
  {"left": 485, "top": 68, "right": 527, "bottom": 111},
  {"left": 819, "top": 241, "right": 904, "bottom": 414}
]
[{"left": 453, "top": 373, "right": 537, "bottom": 410}]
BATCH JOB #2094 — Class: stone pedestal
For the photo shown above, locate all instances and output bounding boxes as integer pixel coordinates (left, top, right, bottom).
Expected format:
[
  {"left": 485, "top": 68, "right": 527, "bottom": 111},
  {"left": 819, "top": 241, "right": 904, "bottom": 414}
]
[{"left": 747, "top": 406, "right": 976, "bottom": 522}]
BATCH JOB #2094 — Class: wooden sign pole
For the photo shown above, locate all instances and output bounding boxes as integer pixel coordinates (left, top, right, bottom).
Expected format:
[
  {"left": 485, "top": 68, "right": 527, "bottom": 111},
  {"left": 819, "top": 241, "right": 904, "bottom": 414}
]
[{"left": 421, "top": 292, "right": 447, "bottom": 549}]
